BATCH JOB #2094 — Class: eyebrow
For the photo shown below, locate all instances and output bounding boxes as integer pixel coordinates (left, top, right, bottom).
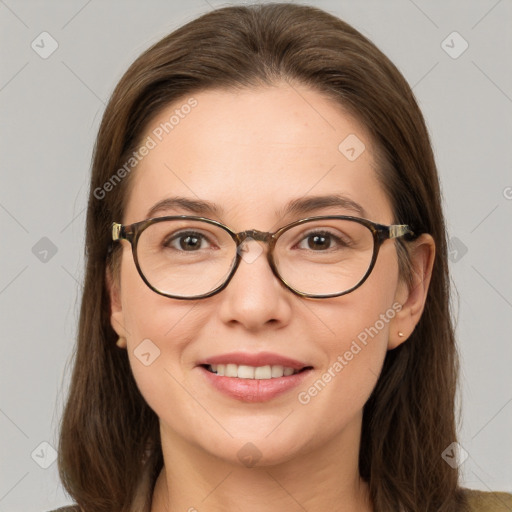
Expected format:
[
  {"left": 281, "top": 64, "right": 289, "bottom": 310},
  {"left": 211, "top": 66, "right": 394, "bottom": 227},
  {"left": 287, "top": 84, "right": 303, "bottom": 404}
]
[
  {"left": 146, "top": 193, "right": 366, "bottom": 221},
  {"left": 281, "top": 194, "right": 367, "bottom": 218},
  {"left": 146, "top": 197, "right": 223, "bottom": 219}
]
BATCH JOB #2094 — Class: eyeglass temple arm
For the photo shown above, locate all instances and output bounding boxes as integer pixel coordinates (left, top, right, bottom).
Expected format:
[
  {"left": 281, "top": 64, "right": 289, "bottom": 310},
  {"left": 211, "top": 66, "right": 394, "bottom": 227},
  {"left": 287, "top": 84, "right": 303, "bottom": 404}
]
[
  {"left": 388, "top": 224, "right": 414, "bottom": 239},
  {"left": 112, "top": 222, "right": 124, "bottom": 241}
]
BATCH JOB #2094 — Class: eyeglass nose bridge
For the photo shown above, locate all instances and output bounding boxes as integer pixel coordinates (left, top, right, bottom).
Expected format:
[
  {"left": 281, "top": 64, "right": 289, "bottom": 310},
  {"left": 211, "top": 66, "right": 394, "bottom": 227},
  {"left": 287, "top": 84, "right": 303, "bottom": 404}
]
[
  {"left": 236, "top": 229, "right": 275, "bottom": 245},
  {"left": 231, "top": 229, "right": 281, "bottom": 285}
]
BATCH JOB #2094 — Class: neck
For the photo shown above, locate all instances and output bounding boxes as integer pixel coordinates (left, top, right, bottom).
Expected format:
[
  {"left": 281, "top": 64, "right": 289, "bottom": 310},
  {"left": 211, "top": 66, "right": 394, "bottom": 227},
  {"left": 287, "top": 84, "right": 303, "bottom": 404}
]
[{"left": 150, "top": 416, "right": 372, "bottom": 512}]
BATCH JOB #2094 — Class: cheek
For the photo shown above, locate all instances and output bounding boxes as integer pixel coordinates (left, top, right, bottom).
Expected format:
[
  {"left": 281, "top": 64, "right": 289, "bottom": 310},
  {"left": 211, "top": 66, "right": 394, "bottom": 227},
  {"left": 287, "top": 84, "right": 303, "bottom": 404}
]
[
  {"left": 299, "top": 299, "right": 392, "bottom": 410},
  {"left": 321, "top": 243, "right": 399, "bottom": 347},
  {"left": 118, "top": 247, "right": 198, "bottom": 339},
  {"left": 295, "top": 247, "right": 400, "bottom": 422},
  {"left": 117, "top": 250, "right": 205, "bottom": 406},
  {"left": 121, "top": 286, "right": 214, "bottom": 443}
]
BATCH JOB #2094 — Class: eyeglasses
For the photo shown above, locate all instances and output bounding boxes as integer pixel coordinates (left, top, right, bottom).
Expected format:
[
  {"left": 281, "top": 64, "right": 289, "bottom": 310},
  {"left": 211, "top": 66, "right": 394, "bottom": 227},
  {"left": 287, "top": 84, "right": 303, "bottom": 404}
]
[{"left": 111, "top": 215, "right": 414, "bottom": 300}]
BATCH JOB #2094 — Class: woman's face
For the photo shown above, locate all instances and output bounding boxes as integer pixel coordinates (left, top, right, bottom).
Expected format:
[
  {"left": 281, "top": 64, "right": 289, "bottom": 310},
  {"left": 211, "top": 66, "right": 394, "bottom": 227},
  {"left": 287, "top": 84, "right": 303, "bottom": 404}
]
[{"left": 110, "top": 83, "right": 411, "bottom": 466}]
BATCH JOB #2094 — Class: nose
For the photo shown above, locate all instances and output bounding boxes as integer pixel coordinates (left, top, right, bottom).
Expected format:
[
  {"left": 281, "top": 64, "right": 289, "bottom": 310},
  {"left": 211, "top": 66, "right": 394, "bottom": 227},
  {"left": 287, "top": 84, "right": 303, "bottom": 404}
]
[{"left": 216, "top": 239, "right": 293, "bottom": 331}]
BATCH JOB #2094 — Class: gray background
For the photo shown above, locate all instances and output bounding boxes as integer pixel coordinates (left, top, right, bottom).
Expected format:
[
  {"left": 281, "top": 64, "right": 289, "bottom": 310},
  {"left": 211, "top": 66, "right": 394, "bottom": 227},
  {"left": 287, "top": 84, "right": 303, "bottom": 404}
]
[{"left": 1, "top": 0, "right": 511, "bottom": 510}]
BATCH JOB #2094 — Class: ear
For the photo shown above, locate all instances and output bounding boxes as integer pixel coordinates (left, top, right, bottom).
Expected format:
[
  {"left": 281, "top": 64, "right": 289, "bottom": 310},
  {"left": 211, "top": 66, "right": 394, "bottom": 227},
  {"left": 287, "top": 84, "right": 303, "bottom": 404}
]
[
  {"left": 388, "top": 234, "right": 435, "bottom": 350},
  {"left": 106, "top": 266, "right": 128, "bottom": 348}
]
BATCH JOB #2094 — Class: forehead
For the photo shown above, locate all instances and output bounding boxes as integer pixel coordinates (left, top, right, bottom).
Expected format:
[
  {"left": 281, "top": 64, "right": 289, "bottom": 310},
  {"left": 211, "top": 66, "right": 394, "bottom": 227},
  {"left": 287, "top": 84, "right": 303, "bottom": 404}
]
[{"left": 124, "top": 84, "right": 392, "bottom": 227}]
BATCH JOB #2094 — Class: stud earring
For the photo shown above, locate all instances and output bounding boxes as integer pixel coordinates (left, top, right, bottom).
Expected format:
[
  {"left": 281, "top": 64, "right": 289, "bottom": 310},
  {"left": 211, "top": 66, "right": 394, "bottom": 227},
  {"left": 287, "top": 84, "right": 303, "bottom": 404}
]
[
  {"left": 116, "top": 336, "right": 127, "bottom": 348},
  {"left": 398, "top": 331, "right": 405, "bottom": 337}
]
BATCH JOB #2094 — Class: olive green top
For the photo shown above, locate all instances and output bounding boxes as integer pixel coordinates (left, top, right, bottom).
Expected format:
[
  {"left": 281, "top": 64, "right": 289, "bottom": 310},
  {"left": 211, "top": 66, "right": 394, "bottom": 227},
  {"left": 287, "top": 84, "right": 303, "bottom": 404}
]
[
  {"left": 465, "top": 489, "right": 512, "bottom": 511},
  {"left": 47, "top": 489, "right": 512, "bottom": 511}
]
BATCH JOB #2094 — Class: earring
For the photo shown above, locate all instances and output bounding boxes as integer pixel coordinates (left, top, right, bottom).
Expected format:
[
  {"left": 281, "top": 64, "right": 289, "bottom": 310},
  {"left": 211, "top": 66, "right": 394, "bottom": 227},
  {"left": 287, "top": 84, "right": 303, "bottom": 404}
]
[
  {"left": 116, "top": 336, "right": 127, "bottom": 348},
  {"left": 398, "top": 331, "right": 404, "bottom": 337}
]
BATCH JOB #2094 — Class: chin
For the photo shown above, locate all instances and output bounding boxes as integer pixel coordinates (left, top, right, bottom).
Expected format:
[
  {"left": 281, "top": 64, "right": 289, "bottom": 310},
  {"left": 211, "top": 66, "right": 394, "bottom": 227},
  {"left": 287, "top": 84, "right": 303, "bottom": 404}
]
[{"left": 190, "top": 420, "right": 316, "bottom": 468}]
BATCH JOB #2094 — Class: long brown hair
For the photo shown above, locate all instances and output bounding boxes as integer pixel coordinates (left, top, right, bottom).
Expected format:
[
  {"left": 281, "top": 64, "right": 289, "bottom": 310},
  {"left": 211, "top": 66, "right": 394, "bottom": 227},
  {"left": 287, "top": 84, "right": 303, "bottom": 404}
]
[{"left": 57, "top": 3, "right": 467, "bottom": 511}]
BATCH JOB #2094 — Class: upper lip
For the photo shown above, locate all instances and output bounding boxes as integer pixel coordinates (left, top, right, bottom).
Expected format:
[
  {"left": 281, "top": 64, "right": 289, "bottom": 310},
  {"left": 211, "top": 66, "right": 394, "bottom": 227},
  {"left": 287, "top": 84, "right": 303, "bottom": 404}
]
[{"left": 198, "top": 351, "right": 311, "bottom": 370}]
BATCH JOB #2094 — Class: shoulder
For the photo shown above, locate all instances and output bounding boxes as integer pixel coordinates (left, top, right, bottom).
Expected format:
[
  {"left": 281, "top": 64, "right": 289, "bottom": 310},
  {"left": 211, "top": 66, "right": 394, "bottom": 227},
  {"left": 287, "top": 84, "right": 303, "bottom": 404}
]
[{"left": 463, "top": 488, "right": 512, "bottom": 511}]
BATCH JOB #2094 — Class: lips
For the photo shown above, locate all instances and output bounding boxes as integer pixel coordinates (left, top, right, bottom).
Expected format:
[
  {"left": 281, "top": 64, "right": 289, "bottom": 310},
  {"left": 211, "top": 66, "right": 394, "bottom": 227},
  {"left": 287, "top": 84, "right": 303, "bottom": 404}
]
[
  {"left": 197, "top": 351, "right": 313, "bottom": 402},
  {"left": 206, "top": 363, "right": 299, "bottom": 379}
]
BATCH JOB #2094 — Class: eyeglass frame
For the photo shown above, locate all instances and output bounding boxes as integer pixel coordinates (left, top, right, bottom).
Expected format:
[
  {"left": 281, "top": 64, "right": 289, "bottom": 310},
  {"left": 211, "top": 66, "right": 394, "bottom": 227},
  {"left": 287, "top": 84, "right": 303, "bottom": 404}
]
[{"left": 111, "top": 215, "right": 416, "bottom": 300}]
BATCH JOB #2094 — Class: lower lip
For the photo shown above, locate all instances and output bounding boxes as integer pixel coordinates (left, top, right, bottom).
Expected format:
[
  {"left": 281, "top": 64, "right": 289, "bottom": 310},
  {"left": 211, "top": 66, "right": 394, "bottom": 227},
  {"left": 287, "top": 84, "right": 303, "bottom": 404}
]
[{"left": 199, "top": 366, "right": 312, "bottom": 402}]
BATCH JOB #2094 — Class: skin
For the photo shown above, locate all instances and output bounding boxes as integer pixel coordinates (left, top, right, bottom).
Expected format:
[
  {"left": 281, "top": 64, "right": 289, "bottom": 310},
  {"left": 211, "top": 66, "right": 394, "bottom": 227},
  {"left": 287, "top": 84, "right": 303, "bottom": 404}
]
[{"left": 108, "top": 82, "right": 435, "bottom": 512}]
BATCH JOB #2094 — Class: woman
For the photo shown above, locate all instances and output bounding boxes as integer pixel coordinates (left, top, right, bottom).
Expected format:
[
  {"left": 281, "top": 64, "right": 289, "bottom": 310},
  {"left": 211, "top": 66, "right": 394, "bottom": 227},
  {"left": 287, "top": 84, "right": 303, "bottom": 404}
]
[{"left": 52, "top": 3, "right": 512, "bottom": 511}]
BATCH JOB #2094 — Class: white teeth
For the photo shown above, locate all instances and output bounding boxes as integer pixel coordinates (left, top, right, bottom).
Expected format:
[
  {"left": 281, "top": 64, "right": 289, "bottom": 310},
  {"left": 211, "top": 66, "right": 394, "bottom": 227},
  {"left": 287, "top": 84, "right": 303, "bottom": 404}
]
[
  {"left": 237, "top": 365, "right": 255, "bottom": 379},
  {"left": 271, "top": 365, "right": 284, "bottom": 378},
  {"left": 207, "top": 363, "right": 300, "bottom": 379},
  {"left": 254, "top": 365, "right": 272, "bottom": 379},
  {"left": 225, "top": 363, "right": 238, "bottom": 377}
]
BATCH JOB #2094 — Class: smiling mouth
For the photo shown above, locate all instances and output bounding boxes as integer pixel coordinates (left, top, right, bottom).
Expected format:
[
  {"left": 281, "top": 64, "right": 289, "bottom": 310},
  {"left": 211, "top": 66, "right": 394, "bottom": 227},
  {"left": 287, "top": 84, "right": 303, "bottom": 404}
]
[{"left": 202, "top": 363, "right": 312, "bottom": 379}]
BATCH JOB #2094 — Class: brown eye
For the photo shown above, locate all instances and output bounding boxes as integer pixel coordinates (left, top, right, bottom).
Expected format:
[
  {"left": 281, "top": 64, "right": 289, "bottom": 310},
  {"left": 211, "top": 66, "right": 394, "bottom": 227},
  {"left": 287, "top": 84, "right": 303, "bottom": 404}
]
[
  {"left": 297, "top": 231, "right": 347, "bottom": 251},
  {"left": 307, "top": 233, "right": 332, "bottom": 250},
  {"left": 166, "top": 231, "right": 210, "bottom": 251}
]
